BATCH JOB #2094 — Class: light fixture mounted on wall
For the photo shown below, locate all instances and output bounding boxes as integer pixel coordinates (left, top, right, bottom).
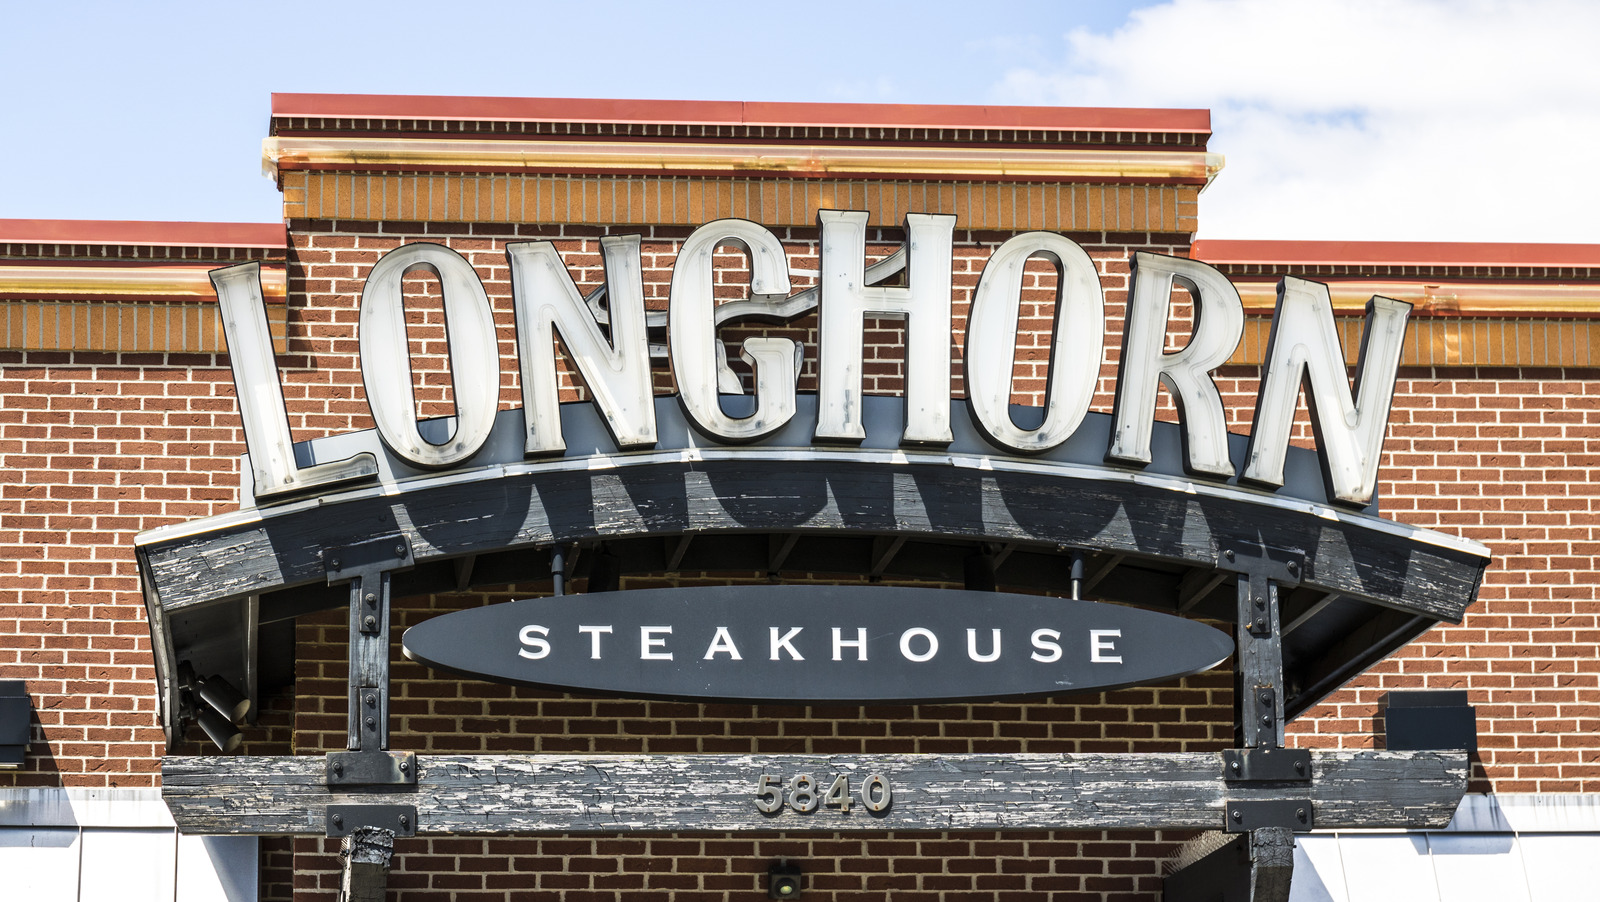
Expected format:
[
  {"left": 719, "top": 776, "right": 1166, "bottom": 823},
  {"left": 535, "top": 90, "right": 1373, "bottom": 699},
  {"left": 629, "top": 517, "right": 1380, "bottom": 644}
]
[
  {"left": 179, "top": 663, "right": 250, "bottom": 753},
  {"left": 767, "top": 862, "right": 802, "bottom": 900}
]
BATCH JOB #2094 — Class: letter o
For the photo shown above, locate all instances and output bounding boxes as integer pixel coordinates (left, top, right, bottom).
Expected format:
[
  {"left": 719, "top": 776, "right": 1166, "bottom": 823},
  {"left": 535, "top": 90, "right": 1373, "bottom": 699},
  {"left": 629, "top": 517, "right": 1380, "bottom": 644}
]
[
  {"left": 360, "top": 243, "right": 500, "bottom": 468},
  {"left": 899, "top": 627, "right": 939, "bottom": 662}
]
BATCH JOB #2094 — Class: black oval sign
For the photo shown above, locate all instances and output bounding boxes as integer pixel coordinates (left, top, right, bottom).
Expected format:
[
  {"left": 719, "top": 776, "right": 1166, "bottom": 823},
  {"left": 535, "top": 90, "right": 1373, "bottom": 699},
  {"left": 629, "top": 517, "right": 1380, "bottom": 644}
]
[{"left": 401, "top": 585, "right": 1233, "bottom": 704}]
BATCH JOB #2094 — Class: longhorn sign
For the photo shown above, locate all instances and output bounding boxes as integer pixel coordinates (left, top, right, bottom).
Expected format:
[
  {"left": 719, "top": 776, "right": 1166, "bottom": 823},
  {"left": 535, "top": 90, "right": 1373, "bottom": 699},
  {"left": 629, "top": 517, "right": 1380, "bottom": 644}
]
[{"left": 211, "top": 211, "right": 1410, "bottom": 507}]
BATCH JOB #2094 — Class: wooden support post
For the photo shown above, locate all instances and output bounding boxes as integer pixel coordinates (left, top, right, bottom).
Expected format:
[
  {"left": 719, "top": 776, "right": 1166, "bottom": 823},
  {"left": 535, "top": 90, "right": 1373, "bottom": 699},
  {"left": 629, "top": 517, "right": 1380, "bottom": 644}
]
[
  {"left": 1163, "top": 828, "right": 1295, "bottom": 902},
  {"left": 1221, "top": 545, "right": 1300, "bottom": 749},
  {"left": 1248, "top": 828, "right": 1294, "bottom": 902},
  {"left": 325, "top": 537, "right": 411, "bottom": 752},
  {"left": 337, "top": 826, "right": 394, "bottom": 902}
]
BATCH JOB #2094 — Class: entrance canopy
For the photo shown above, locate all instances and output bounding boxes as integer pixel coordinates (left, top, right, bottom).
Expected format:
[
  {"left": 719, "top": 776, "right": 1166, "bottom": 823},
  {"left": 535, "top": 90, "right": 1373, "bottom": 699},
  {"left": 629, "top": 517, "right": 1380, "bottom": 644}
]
[{"left": 137, "top": 395, "right": 1488, "bottom": 746}]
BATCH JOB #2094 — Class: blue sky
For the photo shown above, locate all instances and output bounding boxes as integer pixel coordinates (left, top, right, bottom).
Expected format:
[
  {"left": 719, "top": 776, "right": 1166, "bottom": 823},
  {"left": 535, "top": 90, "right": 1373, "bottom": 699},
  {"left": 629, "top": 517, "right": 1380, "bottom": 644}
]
[{"left": 3, "top": 0, "right": 1594, "bottom": 242}]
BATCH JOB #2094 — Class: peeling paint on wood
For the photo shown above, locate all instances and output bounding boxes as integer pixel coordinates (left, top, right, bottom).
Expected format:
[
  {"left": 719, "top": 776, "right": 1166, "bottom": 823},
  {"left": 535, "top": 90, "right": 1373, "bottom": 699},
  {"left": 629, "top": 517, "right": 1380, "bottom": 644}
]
[{"left": 162, "top": 750, "right": 1467, "bottom": 836}]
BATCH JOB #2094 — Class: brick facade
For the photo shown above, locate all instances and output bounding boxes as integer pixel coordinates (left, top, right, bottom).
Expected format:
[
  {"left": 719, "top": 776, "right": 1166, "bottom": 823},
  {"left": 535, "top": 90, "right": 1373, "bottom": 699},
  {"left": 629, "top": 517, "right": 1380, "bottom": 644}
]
[{"left": 1, "top": 95, "right": 1597, "bottom": 901}]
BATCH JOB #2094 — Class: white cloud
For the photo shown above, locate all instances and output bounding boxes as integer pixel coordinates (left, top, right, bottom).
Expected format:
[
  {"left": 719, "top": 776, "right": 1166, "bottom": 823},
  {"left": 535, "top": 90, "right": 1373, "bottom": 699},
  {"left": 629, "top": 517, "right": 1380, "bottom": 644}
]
[{"left": 994, "top": 0, "right": 1600, "bottom": 241}]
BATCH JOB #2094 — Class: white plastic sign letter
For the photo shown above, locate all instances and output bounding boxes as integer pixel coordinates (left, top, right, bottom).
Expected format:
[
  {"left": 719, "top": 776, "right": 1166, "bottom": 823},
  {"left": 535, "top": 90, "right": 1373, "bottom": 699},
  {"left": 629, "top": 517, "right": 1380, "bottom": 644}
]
[
  {"left": 1243, "top": 278, "right": 1411, "bottom": 506},
  {"left": 669, "top": 219, "right": 797, "bottom": 442},
  {"left": 508, "top": 235, "right": 657, "bottom": 455},
  {"left": 1108, "top": 252, "right": 1243, "bottom": 476},
  {"left": 816, "top": 211, "right": 956, "bottom": 446},
  {"left": 964, "top": 231, "right": 1104, "bottom": 453},
  {"left": 211, "top": 262, "right": 377, "bottom": 500},
  {"left": 360, "top": 243, "right": 500, "bottom": 469}
]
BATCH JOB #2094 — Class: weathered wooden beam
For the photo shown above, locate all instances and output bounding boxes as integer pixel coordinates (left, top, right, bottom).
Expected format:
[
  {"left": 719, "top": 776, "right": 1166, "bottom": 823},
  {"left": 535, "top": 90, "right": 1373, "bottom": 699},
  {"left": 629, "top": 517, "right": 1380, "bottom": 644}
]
[
  {"left": 139, "top": 457, "right": 1486, "bottom": 623},
  {"left": 162, "top": 750, "right": 1466, "bottom": 836}
]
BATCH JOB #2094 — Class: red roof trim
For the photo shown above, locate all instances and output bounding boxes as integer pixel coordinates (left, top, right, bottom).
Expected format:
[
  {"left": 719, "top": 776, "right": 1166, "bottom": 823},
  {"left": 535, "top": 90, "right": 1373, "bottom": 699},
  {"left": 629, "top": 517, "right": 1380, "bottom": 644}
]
[
  {"left": 271, "top": 93, "right": 1211, "bottom": 135},
  {"left": 0, "top": 220, "right": 286, "bottom": 249},
  {"left": 1192, "top": 239, "right": 1600, "bottom": 269}
]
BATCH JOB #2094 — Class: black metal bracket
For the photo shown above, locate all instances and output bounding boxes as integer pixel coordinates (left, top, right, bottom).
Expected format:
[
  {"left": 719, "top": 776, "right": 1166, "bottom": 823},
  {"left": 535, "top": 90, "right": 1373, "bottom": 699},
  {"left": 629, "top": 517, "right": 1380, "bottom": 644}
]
[
  {"left": 1224, "top": 800, "right": 1314, "bottom": 833},
  {"left": 1253, "top": 687, "right": 1279, "bottom": 742},
  {"left": 1223, "top": 747, "right": 1311, "bottom": 782},
  {"left": 326, "top": 804, "right": 417, "bottom": 838},
  {"left": 325, "top": 535, "right": 414, "bottom": 583},
  {"left": 327, "top": 750, "right": 418, "bottom": 787},
  {"left": 1217, "top": 544, "right": 1303, "bottom": 636}
]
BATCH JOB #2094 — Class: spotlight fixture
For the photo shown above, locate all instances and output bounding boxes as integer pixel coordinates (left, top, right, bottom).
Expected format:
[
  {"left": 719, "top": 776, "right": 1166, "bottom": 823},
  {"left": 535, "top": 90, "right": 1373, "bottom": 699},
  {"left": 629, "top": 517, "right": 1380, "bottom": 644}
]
[
  {"left": 196, "top": 706, "right": 243, "bottom": 754},
  {"left": 178, "top": 664, "right": 249, "bottom": 753},
  {"left": 196, "top": 675, "right": 251, "bottom": 725},
  {"left": 767, "top": 862, "right": 802, "bottom": 900}
]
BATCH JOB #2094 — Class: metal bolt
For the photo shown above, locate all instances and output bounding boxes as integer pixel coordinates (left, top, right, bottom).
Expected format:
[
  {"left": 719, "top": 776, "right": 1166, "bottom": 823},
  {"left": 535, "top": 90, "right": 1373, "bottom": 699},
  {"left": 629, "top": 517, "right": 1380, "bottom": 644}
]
[
  {"left": 1231, "top": 809, "right": 1242, "bottom": 821},
  {"left": 1294, "top": 761, "right": 1305, "bottom": 775},
  {"left": 1224, "top": 549, "right": 1234, "bottom": 561},
  {"left": 1229, "top": 760, "right": 1241, "bottom": 774},
  {"left": 365, "top": 694, "right": 376, "bottom": 708},
  {"left": 1259, "top": 692, "right": 1272, "bottom": 705},
  {"left": 400, "top": 760, "right": 410, "bottom": 773},
  {"left": 1254, "top": 595, "right": 1266, "bottom": 609},
  {"left": 1260, "top": 714, "right": 1272, "bottom": 726},
  {"left": 1287, "top": 561, "right": 1299, "bottom": 576},
  {"left": 333, "top": 814, "right": 343, "bottom": 828},
  {"left": 1296, "top": 808, "right": 1307, "bottom": 822},
  {"left": 399, "top": 814, "right": 409, "bottom": 828},
  {"left": 333, "top": 762, "right": 343, "bottom": 775},
  {"left": 365, "top": 716, "right": 376, "bottom": 729},
  {"left": 365, "top": 593, "right": 376, "bottom": 606},
  {"left": 395, "top": 544, "right": 406, "bottom": 558},
  {"left": 330, "top": 558, "right": 341, "bottom": 569},
  {"left": 1251, "top": 619, "right": 1265, "bottom": 632},
  {"left": 363, "top": 615, "right": 377, "bottom": 630}
]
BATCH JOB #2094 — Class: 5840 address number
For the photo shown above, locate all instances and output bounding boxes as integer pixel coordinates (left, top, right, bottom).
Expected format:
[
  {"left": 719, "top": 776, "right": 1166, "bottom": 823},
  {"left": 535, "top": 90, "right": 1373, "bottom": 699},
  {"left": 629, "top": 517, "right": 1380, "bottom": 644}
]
[{"left": 754, "top": 773, "right": 893, "bottom": 814}]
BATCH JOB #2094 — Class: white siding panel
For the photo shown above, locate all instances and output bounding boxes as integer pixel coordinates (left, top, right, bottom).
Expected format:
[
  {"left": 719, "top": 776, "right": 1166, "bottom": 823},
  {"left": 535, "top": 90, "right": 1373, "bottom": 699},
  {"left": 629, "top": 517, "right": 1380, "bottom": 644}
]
[
  {"left": 1427, "top": 833, "right": 1531, "bottom": 902},
  {"left": 176, "top": 835, "right": 257, "bottom": 902},
  {"left": 0, "top": 826, "right": 81, "bottom": 902},
  {"left": 1290, "top": 834, "right": 1349, "bottom": 902},
  {"left": 1517, "top": 834, "right": 1600, "bottom": 900},
  {"left": 78, "top": 828, "right": 176, "bottom": 902},
  {"left": 1336, "top": 833, "right": 1438, "bottom": 902}
]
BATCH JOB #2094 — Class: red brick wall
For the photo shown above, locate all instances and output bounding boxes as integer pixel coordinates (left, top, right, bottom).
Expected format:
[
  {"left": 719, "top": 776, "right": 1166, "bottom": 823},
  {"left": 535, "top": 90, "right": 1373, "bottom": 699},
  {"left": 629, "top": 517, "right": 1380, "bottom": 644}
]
[{"left": 4, "top": 219, "right": 1598, "bottom": 901}]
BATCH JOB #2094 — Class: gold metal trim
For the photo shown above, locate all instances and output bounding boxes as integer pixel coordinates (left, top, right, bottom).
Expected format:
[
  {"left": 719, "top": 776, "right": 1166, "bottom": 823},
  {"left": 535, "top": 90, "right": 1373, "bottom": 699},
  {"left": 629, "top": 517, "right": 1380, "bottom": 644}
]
[
  {"left": 0, "top": 265, "right": 286, "bottom": 300},
  {"left": 1236, "top": 280, "right": 1600, "bottom": 318},
  {"left": 263, "top": 137, "right": 1224, "bottom": 185}
]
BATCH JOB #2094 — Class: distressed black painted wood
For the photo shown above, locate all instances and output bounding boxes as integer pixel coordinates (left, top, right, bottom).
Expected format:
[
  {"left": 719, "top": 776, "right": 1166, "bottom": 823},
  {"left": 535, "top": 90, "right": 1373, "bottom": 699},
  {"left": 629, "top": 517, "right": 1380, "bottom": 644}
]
[{"left": 162, "top": 749, "right": 1467, "bottom": 836}]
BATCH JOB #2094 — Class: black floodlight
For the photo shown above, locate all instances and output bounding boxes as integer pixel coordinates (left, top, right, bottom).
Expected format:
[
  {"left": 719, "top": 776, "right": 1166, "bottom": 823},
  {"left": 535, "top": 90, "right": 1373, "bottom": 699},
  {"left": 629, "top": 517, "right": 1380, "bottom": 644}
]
[
  {"left": 196, "top": 706, "right": 243, "bottom": 754},
  {"left": 178, "top": 664, "right": 247, "bottom": 752},
  {"left": 767, "top": 862, "right": 802, "bottom": 900},
  {"left": 196, "top": 674, "right": 251, "bottom": 725},
  {"left": 0, "top": 680, "right": 30, "bottom": 769}
]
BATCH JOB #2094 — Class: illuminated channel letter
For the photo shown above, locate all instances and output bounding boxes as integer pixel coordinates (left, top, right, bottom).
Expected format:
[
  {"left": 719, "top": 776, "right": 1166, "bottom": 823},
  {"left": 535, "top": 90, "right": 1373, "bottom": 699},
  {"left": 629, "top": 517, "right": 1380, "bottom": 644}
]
[
  {"left": 1107, "top": 252, "right": 1243, "bottom": 476},
  {"left": 669, "top": 219, "right": 797, "bottom": 442},
  {"left": 359, "top": 243, "right": 500, "bottom": 469},
  {"left": 964, "top": 231, "right": 1103, "bottom": 453},
  {"left": 1243, "top": 278, "right": 1411, "bottom": 507},
  {"left": 508, "top": 236, "right": 657, "bottom": 455},
  {"left": 210, "top": 262, "right": 377, "bottom": 500},
  {"left": 815, "top": 211, "right": 956, "bottom": 446}
]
